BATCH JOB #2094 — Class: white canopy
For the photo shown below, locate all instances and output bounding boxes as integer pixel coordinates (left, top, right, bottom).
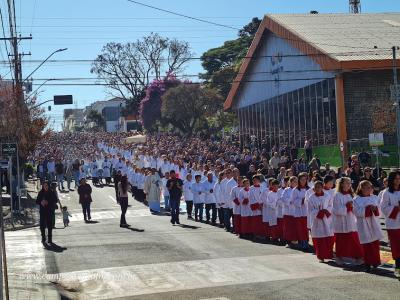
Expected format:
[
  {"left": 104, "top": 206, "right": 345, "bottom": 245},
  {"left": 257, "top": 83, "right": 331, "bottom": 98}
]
[{"left": 125, "top": 135, "right": 147, "bottom": 144}]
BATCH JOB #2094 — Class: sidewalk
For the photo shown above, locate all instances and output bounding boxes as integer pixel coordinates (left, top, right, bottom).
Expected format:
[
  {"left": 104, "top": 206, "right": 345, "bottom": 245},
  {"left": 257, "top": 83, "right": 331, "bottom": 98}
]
[{"left": 1, "top": 179, "right": 40, "bottom": 231}]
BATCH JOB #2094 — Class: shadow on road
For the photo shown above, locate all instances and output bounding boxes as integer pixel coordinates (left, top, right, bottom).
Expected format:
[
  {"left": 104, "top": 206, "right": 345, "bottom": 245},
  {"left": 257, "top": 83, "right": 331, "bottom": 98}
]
[
  {"left": 326, "top": 260, "right": 397, "bottom": 279},
  {"left": 178, "top": 224, "right": 200, "bottom": 230},
  {"left": 85, "top": 220, "right": 99, "bottom": 224},
  {"left": 44, "top": 242, "right": 67, "bottom": 253},
  {"left": 123, "top": 227, "right": 145, "bottom": 232}
]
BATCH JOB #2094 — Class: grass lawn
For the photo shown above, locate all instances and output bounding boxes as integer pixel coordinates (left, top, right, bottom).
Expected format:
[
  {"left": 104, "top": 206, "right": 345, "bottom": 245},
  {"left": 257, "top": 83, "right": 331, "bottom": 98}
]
[{"left": 298, "top": 144, "right": 399, "bottom": 168}]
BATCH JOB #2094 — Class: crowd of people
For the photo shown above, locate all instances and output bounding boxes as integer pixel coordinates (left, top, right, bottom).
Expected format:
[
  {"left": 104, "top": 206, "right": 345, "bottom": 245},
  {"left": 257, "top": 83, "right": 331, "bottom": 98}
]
[{"left": 31, "top": 132, "right": 399, "bottom": 277}]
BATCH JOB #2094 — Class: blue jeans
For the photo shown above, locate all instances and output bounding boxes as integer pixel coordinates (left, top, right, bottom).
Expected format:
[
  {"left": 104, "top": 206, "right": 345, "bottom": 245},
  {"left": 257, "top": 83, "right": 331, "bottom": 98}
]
[
  {"left": 163, "top": 195, "right": 170, "bottom": 210},
  {"left": 194, "top": 203, "right": 204, "bottom": 221},
  {"left": 73, "top": 171, "right": 80, "bottom": 187},
  {"left": 223, "top": 208, "right": 232, "bottom": 230},
  {"left": 56, "top": 174, "right": 64, "bottom": 190},
  {"left": 48, "top": 171, "right": 55, "bottom": 182},
  {"left": 170, "top": 198, "right": 180, "bottom": 224}
]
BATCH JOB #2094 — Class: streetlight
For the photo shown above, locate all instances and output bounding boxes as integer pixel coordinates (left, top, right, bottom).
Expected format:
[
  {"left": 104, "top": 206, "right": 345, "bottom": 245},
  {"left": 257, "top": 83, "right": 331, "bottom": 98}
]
[
  {"left": 23, "top": 48, "right": 67, "bottom": 83},
  {"left": 25, "top": 78, "right": 55, "bottom": 102}
]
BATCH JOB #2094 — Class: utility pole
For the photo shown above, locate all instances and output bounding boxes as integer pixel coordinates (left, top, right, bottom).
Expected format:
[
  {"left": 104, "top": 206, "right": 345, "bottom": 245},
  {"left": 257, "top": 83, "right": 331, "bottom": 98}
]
[
  {"left": 393, "top": 46, "right": 400, "bottom": 167},
  {"left": 0, "top": 2, "right": 31, "bottom": 299}
]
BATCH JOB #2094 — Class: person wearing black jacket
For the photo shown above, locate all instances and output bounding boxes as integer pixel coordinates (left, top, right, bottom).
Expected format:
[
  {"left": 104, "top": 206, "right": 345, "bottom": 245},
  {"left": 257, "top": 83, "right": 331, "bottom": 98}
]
[
  {"left": 78, "top": 178, "right": 93, "bottom": 222},
  {"left": 36, "top": 181, "right": 58, "bottom": 244}
]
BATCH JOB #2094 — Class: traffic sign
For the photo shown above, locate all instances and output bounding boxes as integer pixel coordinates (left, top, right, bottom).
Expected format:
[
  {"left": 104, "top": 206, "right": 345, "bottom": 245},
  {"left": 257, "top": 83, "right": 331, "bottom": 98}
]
[
  {"left": 54, "top": 95, "right": 73, "bottom": 105},
  {"left": 1, "top": 143, "right": 17, "bottom": 157}
]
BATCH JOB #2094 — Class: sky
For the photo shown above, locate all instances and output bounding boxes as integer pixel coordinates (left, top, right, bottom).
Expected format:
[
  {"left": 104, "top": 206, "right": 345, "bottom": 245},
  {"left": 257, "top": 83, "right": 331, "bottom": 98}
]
[{"left": 2, "top": 0, "right": 400, "bottom": 131}]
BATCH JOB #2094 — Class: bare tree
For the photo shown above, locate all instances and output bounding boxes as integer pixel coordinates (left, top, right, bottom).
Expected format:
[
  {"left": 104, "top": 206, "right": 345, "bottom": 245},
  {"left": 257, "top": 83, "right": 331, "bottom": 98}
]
[{"left": 91, "top": 33, "right": 193, "bottom": 114}]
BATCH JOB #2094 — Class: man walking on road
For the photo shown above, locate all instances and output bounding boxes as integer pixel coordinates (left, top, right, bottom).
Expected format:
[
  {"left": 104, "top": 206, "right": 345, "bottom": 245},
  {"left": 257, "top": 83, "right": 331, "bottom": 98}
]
[
  {"left": 36, "top": 181, "right": 58, "bottom": 244},
  {"left": 167, "top": 170, "right": 183, "bottom": 225},
  {"left": 78, "top": 178, "right": 93, "bottom": 222}
]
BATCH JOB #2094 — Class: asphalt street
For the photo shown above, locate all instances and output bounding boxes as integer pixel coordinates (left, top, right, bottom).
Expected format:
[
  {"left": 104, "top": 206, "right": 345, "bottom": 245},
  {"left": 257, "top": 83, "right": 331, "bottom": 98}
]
[{"left": 4, "top": 182, "right": 400, "bottom": 300}]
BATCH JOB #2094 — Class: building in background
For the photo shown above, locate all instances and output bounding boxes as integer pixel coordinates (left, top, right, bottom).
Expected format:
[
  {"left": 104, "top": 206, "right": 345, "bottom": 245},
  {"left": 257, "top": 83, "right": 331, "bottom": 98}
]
[
  {"left": 119, "top": 114, "right": 142, "bottom": 133},
  {"left": 84, "top": 97, "right": 125, "bottom": 132},
  {"left": 63, "top": 109, "right": 85, "bottom": 132},
  {"left": 225, "top": 13, "right": 400, "bottom": 154}
]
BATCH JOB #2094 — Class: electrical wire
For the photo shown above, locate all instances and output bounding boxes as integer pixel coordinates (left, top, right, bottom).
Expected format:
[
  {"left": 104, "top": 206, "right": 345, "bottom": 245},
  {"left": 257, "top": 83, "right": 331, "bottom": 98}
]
[
  {"left": 0, "top": 48, "right": 388, "bottom": 65},
  {"left": 125, "top": 0, "right": 239, "bottom": 31},
  {"left": 0, "top": 5, "right": 13, "bottom": 79}
]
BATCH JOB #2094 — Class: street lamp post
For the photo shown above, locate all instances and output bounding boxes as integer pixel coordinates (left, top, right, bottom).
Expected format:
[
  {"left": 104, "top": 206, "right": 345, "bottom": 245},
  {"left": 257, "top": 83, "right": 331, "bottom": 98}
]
[
  {"left": 23, "top": 48, "right": 67, "bottom": 83},
  {"left": 25, "top": 79, "right": 55, "bottom": 103}
]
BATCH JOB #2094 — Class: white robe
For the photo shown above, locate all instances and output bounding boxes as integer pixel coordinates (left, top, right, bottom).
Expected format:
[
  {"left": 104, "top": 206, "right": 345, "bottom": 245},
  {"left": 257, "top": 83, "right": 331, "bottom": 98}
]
[
  {"left": 291, "top": 187, "right": 308, "bottom": 217},
  {"left": 231, "top": 186, "right": 241, "bottom": 215},
  {"left": 238, "top": 188, "right": 252, "bottom": 217},
  {"left": 249, "top": 186, "right": 262, "bottom": 216},
  {"left": 332, "top": 192, "right": 357, "bottom": 233},
  {"left": 282, "top": 187, "right": 294, "bottom": 216},
  {"left": 308, "top": 193, "right": 334, "bottom": 238},
  {"left": 353, "top": 195, "right": 384, "bottom": 244},
  {"left": 102, "top": 160, "right": 111, "bottom": 178},
  {"left": 380, "top": 189, "right": 400, "bottom": 230},
  {"left": 263, "top": 190, "right": 278, "bottom": 226}
]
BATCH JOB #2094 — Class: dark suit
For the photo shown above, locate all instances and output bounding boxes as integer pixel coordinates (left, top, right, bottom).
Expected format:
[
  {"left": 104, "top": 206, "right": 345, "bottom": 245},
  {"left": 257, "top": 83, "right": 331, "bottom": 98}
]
[{"left": 36, "top": 189, "right": 58, "bottom": 243}]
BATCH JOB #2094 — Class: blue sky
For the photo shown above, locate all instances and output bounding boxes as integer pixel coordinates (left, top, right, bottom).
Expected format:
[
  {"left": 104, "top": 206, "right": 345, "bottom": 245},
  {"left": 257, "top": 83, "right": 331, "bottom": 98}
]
[{"left": 3, "top": 0, "right": 400, "bottom": 130}]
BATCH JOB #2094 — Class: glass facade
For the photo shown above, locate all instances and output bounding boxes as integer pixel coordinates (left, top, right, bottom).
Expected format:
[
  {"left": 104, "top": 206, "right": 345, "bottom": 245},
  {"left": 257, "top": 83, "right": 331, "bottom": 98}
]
[{"left": 236, "top": 78, "right": 337, "bottom": 148}]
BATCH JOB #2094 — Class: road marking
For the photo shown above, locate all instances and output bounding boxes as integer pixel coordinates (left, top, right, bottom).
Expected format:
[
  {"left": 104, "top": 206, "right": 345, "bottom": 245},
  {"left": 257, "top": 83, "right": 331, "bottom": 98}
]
[
  {"left": 41, "top": 254, "right": 355, "bottom": 299},
  {"left": 200, "top": 298, "right": 230, "bottom": 300},
  {"left": 108, "top": 195, "right": 117, "bottom": 202},
  {"left": 55, "top": 208, "right": 152, "bottom": 223}
]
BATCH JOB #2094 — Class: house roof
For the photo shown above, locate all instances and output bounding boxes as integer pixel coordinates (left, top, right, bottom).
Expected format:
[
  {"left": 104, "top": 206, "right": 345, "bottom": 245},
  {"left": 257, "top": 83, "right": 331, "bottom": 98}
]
[{"left": 224, "top": 13, "right": 400, "bottom": 110}]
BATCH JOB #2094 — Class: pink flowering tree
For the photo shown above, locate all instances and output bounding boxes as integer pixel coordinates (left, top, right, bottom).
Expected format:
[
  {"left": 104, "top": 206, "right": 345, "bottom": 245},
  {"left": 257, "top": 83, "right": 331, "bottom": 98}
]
[{"left": 139, "top": 73, "right": 181, "bottom": 132}]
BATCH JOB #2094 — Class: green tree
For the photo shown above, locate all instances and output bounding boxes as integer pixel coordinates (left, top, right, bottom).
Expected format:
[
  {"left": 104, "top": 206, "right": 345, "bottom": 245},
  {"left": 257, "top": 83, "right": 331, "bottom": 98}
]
[
  {"left": 200, "top": 17, "right": 262, "bottom": 98},
  {"left": 161, "top": 84, "right": 223, "bottom": 136}
]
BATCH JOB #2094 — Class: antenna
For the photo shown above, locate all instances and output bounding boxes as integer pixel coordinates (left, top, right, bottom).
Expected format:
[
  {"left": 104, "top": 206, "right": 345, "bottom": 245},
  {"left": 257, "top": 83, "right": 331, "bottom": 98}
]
[{"left": 349, "top": 0, "right": 361, "bottom": 14}]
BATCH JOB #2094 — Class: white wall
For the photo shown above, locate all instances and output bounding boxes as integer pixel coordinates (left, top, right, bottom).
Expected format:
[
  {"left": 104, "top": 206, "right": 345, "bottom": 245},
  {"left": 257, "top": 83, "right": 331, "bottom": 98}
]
[{"left": 234, "top": 31, "right": 336, "bottom": 109}]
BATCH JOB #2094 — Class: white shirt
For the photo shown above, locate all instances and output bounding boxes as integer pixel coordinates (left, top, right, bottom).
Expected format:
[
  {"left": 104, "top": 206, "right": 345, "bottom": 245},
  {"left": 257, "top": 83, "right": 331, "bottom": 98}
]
[
  {"left": 161, "top": 178, "right": 170, "bottom": 197},
  {"left": 183, "top": 180, "right": 194, "bottom": 201},
  {"left": 192, "top": 182, "right": 205, "bottom": 204},
  {"left": 203, "top": 180, "right": 217, "bottom": 204},
  {"left": 225, "top": 178, "right": 237, "bottom": 209},
  {"left": 214, "top": 182, "right": 224, "bottom": 208},
  {"left": 353, "top": 195, "right": 384, "bottom": 244},
  {"left": 380, "top": 189, "right": 400, "bottom": 230}
]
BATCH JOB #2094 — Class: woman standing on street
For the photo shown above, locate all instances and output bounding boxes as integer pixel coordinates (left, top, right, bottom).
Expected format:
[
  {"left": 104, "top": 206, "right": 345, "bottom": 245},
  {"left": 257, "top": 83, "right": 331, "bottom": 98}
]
[
  {"left": 36, "top": 181, "right": 58, "bottom": 245},
  {"left": 118, "top": 175, "right": 130, "bottom": 227},
  {"left": 77, "top": 178, "right": 93, "bottom": 222}
]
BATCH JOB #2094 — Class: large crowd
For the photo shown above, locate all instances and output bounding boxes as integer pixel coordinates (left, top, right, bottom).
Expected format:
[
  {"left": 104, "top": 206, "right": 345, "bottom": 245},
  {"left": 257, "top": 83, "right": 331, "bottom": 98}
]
[{"left": 31, "top": 132, "right": 400, "bottom": 277}]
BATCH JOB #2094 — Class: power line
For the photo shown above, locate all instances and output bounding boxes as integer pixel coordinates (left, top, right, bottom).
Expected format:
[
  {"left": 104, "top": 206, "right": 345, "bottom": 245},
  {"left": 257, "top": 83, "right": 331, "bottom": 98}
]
[
  {"left": 0, "top": 49, "right": 388, "bottom": 65},
  {"left": 0, "top": 6, "right": 13, "bottom": 79},
  {"left": 125, "top": 0, "right": 239, "bottom": 31}
]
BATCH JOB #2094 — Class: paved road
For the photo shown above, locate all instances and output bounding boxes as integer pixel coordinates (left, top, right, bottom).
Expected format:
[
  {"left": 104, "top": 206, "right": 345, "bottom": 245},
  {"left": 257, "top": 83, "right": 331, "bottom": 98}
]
[{"left": 4, "top": 183, "right": 400, "bottom": 300}]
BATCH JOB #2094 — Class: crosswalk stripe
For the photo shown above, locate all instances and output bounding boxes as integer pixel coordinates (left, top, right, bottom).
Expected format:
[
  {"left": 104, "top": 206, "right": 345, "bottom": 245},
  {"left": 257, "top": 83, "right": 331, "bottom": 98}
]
[
  {"left": 55, "top": 208, "right": 152, "bottom": 223},
  {"left": 31, "top": 254, "right": 355, "bottom": 299}
]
